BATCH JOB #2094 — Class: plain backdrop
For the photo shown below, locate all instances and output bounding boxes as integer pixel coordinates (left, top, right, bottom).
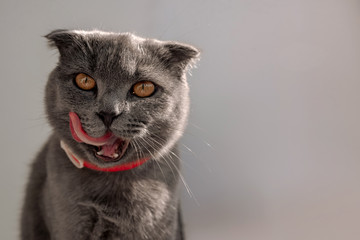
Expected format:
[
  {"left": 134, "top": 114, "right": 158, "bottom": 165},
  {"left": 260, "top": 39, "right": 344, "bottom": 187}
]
[{"left": 1, "top": 0, "right": 360, "bottom": 239}]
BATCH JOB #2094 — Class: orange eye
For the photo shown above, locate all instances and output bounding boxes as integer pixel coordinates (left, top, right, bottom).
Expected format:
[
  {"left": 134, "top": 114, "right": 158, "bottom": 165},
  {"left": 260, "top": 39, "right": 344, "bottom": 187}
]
[
  {"left": 133, "top": 81, "right": 155, "bottom": 97},
  {"left": 75, "top": 73, "right": 96, "bottom": 90}
]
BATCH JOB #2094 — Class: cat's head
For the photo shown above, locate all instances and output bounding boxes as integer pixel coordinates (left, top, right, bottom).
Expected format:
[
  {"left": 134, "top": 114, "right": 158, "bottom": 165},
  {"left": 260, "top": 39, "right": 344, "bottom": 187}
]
[{"left": 45, "top": 29, "right": 199, "bottom": 168}]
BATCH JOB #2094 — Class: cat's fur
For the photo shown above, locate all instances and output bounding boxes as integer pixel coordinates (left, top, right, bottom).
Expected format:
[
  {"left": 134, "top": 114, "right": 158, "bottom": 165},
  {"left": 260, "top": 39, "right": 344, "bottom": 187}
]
[{"left": 21, "top": 29, "right": 199, "bottom": 240}]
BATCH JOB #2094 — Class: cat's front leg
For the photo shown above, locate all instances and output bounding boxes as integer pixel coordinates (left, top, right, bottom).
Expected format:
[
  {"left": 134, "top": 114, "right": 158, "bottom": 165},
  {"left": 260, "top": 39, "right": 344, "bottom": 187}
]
[
  {"left": 21, "top": 148, "right": 50, "bottom": 240},
  {"left": 21, "top": 206, "right": 50, "bottom": 240}
]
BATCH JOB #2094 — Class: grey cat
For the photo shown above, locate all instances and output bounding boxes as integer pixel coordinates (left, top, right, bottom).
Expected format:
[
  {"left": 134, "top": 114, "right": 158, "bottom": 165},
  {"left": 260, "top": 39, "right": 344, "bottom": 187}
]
[{"left": 21, "top": 29, "right": 199, "bottom": 240}]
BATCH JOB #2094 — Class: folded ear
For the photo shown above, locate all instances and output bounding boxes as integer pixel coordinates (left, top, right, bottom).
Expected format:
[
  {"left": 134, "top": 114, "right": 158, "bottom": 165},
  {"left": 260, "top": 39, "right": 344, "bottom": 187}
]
[
  {"left": 160, "top": 42, "right": 200, "bottom": 76},
  {"left": 45, "top": 29, "right": 79, "bottom": 55}
]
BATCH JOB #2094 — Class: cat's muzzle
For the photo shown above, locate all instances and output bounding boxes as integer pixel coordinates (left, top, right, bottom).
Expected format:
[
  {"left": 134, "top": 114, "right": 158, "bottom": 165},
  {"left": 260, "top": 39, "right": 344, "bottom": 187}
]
[{"left": 69, "top": 111, "right": 130, "bottom": 162}]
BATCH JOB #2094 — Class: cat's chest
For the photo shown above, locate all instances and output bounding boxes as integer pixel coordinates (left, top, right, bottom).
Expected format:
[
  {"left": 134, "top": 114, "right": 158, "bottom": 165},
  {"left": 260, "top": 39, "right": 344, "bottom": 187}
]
[{"left": 75, "top": 179, "right": 172, "bottom": 239}]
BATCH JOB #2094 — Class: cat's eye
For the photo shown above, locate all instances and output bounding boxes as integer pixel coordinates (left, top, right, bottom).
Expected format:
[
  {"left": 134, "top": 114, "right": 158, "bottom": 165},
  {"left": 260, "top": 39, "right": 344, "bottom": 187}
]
[
  {"left": 132, "top": 81, "right": 155, "bottom": 98},
  {"left": 75, "top": 73, "right": 96, "bottom": 91}
]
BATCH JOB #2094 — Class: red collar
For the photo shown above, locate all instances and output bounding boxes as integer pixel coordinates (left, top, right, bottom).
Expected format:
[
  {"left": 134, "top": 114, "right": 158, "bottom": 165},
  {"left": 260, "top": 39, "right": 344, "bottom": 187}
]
[{"left": 60, "top": 140, "right": 150, "bottom": 172}]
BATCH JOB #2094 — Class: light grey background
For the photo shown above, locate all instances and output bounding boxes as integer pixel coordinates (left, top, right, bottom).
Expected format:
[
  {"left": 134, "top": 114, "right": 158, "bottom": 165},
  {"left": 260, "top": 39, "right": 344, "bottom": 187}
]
[{"left": 1, "top": 0, "right": 360, "bottom": 239}]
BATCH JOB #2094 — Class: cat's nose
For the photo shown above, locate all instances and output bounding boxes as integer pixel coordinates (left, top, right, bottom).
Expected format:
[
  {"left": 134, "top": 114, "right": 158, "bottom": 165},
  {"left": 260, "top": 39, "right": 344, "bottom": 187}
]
[{"left": 97, "top": 111, "right": 118, "bottom": 128}]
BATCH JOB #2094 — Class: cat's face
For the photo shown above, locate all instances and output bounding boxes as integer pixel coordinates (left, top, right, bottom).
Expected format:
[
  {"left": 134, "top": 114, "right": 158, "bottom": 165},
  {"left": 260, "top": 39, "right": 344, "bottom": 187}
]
[{"left": 45, "top": 30, "right": 199, "bottom": 168}]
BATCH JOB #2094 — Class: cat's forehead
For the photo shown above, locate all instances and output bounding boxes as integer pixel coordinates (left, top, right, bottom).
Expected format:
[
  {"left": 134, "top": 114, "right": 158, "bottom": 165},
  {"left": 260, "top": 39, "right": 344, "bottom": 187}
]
[
  {"left": 73, "top": 29, "right": 143, "bottom": 39},
  {"left": 72, "top": 30, "right": 155, "bottom": 78},
  {"left": 72, "top": 30, "right": 118, "bottom": 36},
  {"left": 74, "top": 30, "right": 146, "bottom": 50}
]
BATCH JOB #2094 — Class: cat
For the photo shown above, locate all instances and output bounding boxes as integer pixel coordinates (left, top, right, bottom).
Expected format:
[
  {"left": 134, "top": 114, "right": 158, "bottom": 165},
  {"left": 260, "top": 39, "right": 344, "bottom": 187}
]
[{"left": 21, "top": 29, "right": 199, "bottom": 240}]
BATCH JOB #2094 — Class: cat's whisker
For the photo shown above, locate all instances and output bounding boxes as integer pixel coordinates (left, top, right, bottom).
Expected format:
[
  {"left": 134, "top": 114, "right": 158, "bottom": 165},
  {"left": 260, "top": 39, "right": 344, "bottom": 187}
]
[
  {"left": 127, "top": 139, "right": 141, "bottom": 179},
  {"left": 151, "top": 130, "right": 214, "bottom": 174},
  {"left": 149, "top": 134, "right": 194, "bottom": 170},
  {"left": 157, "top": 127, "right": 214, "bottom": 154},
  {"left": 179, "top": 141, "right": 213, "bottom": 173},
  {"left": 161, "top": 157, "right": 177, "bottom": 181},
  {"left": 144, "top": 138, "right": 177, "bottom": 181},
  {"left": 143, "top": 136, "right": 198, "bottom": 203},
  {"left": 143, "top": 137, "right": 178, "bottom": 180},
  {"left": 130, "top": 140, "right": 141, "bottom": 163},
  {"left": 141, "top": 136, "right": 187, "bottom": 196},
  {"left": 133, "top": 138, "right": 153, "bottom": 175},
  {"left": 166, "top": 156, "right": 199, "bottom": 205},
  {"left": 188, "top": 122, "right": 205, "bottom": 131},
  {"left": 184, "top": 131, "right": 214, "bottom": 150},
  {"left": 149, "top": 135, "right": 183, "bottom": 160},
  {"left": 152, "top": 122, "right": 214, "bottom": 151},
  {"left": 137, "top": 137, "right": 167, "bottom": 183}
]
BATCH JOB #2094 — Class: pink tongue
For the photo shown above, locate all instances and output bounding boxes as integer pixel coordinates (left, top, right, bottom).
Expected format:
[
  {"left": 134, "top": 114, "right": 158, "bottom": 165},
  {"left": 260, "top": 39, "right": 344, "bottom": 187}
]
[
  {"left": 101, "top": 142, "right": 120, "bottom": 157},
  {"left": 69, "top": 112, "right": 115, "bottom": 147}
]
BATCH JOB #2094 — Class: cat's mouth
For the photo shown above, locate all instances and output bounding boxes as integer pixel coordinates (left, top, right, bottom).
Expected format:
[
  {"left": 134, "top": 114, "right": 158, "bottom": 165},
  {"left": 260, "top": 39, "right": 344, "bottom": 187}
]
[
  {"left": 92, "top": 138, "right": 129, "bottom": 162},
  {"left": 69, "top": 112, "right": 129, "bottom": 162}
]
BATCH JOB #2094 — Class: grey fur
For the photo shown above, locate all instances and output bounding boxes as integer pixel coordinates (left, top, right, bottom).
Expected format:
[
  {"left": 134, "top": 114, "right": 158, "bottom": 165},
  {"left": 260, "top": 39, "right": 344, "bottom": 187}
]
[{"left": 21, "top": 29, "right": 199, "bottom": 240}]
